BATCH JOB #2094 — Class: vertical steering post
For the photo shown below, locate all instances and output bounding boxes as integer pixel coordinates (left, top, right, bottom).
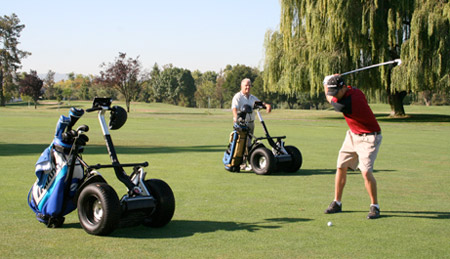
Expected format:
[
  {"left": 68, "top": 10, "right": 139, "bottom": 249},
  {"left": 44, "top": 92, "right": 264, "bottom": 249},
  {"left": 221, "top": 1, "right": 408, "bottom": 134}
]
[
  {"left": 256, "top": 110, "right": 277, "bottom": 149},
  {"left": 97, "top": 109, "right": 136, "bottom": 192},
  {"left": 256, "top": 110, "right": 270, "bottom": 138},
  {"left": 98, "top": 110, "right": 110, "bottom": 136}
]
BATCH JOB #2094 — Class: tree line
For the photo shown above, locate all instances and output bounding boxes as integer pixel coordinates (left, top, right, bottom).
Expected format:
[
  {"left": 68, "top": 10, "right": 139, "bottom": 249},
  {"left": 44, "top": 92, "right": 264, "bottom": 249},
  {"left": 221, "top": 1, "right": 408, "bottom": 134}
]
[
  {"left": 1, "top": 13, "right": 327, "bottom": 111},
  {"left": 38, "top": 59, "right": 326, "bottom": 111},
  {"left": 2, "top": 3, "right": 450, "bottom": 113}
]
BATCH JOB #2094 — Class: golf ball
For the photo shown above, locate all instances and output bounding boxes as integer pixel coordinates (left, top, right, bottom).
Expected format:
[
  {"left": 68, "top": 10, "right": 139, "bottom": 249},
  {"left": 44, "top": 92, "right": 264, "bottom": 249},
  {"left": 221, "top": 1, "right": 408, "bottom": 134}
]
[{"left": 327, "top": 221, "right": 333, "bottom": 227}]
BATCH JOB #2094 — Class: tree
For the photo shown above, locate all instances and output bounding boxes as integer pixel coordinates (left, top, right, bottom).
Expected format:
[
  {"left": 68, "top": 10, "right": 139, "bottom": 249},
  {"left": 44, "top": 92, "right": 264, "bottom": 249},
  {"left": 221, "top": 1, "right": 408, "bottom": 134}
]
[
  {"left": 19, "top": 70, "right": 43, "bottom": 109},
  {"left": 265, "top": 0, "right": 449, "bottom": 116},
  {"left": 151, "top": 64, "right": 196, "bottom": 107},
  {"left": 0, "top": 13, "right": 30, "bottom": 106},
  {"left": 392, "top": 0, "right": 450, "bottom": 111},
  {"left": 173, "top": 68, "right": 196, "bottom": 107},
  {"left": 99, "top": 52, "right": 141, "bottom": 112},
  {"left": 221, "top": 64, "right": 260, "bottom": 106},
  {"left": 149, "top": 63, "right": 163, "bottom": 102},
  {"left": 43, "top": 70, "right": 56, "bottom": 99},
  {"left": 193, "top": 70, "right": 219, "bottom": 108}
]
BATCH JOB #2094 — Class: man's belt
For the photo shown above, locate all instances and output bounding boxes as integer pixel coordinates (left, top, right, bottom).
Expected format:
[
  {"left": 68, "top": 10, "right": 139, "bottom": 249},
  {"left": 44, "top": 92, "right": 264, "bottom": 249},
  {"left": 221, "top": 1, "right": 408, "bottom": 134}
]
[{"left": 357, "top": 131, "right": 381, "bottom": 136}]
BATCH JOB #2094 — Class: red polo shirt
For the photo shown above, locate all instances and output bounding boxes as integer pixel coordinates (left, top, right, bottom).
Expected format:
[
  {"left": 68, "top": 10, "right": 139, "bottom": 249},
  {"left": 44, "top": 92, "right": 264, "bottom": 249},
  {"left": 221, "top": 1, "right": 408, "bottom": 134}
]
[{"left": 331, "top": 86, "right": 381, "bottom": 134}]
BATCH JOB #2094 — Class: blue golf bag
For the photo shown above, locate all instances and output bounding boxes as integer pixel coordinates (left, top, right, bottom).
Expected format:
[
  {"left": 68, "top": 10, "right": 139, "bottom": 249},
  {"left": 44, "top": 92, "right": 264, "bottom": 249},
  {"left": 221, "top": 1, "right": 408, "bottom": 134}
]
[
  {"left": 222, "top": 123, "right": 249, "bottom": 172},
  {"left": 28, "top": 108, "right": 85, "bottom": 227},
  {"left": 223, "top": 105, "right": 253, "bottom": 172}
]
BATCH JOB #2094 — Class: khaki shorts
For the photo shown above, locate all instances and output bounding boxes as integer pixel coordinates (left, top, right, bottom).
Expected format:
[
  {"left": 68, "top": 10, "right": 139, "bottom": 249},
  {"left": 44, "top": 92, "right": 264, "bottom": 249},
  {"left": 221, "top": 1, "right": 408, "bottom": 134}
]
[{"left": 337, "top": 130, "right": 382, "bottom": 173}]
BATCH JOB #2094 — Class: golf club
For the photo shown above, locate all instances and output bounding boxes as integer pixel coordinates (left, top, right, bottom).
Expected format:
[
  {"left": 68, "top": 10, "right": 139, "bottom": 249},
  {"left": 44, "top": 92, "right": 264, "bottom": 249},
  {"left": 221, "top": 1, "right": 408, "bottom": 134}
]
[{"left": 340, "top": 59, "right": 402, "bottom": 76}]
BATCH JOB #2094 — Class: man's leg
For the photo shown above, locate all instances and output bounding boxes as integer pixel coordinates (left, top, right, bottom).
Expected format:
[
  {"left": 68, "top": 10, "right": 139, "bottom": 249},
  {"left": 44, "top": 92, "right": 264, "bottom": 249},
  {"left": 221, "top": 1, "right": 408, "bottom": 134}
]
[
  {"left": 356, "top": 133, "right": 382, "bottom": 219},
  {"left": 335, "top": 167, "right": 347, "bottom": 202},
  {"left": 241, "top": 122, "right": 255, "bottom": 170},
  {"left": 363, "top": 170, "right": 380, "bottom": 219},
  {"left": 361, "top": 171, "right": 377, "bottom": 204},
  {"left": 325, "top": 167, "right": 347, "bottom": 213}
]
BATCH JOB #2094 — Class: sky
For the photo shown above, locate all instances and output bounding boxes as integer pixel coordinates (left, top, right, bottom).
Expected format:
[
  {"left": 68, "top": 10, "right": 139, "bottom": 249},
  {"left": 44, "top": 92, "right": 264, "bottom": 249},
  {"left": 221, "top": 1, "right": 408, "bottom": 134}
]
[{"left": 3, "top": 0, "right": 281, "bottom": 76}]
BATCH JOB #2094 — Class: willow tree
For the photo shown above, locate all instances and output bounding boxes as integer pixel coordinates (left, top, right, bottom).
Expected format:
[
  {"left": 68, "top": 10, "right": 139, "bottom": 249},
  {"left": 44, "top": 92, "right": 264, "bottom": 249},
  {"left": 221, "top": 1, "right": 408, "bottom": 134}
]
[
  {"left": 392, "top": 0, "right": 450, "bottom": 109},
  {"left": 265, "top": 0, "right": 449, "bottom": 116}
]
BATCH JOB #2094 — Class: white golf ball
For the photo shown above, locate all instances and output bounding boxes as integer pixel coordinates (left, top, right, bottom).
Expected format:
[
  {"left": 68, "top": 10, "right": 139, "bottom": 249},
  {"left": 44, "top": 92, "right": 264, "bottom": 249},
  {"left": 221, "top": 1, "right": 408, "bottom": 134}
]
[{"left": 327, "top": 221, "right": 333, "bottom": 227}]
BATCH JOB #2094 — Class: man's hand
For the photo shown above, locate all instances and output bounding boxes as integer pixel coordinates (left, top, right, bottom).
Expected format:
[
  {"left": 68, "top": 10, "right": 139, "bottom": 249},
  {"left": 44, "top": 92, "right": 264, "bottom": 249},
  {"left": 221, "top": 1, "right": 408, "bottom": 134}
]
[{"left": 264, "top": 103, "right": 272, "bottom": 113}]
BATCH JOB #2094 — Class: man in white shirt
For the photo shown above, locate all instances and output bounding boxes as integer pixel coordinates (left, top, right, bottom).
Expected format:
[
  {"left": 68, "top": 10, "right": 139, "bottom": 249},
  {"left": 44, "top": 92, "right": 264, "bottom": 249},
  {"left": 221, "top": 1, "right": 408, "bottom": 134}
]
[{"left": 231, "top": 78, "right": 272, "bottom": 169}]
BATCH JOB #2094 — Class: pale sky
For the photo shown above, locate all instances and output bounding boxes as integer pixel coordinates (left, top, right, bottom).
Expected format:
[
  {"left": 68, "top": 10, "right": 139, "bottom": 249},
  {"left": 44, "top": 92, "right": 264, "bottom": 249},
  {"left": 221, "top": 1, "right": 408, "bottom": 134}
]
[{"left": 3, "top": 0, "right": 281, "bottom": 76}]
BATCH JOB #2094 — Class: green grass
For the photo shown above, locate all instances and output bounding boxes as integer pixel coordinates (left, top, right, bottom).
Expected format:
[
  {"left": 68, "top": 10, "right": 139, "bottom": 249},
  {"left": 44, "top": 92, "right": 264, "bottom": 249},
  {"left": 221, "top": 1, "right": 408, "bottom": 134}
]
[{"left": 1, "top": 101, "right": 449, "bottom": 258}]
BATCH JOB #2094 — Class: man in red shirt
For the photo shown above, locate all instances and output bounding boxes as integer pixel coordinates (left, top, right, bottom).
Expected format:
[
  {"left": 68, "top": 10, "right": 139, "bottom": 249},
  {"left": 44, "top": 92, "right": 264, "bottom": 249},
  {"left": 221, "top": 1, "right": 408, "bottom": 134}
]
[{"left": 323, "top": 74, "right": 382, "bottom": 219}]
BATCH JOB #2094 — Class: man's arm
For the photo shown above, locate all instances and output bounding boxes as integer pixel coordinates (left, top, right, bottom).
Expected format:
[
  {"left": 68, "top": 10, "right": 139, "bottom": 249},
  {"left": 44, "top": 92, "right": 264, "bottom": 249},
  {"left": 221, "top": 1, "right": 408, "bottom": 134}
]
[
  {"left": 232, "top": 108, "right": 238, "bottom": 123},
  {"left": 324, "top": 84, "right": 334, "bottom": 104}
]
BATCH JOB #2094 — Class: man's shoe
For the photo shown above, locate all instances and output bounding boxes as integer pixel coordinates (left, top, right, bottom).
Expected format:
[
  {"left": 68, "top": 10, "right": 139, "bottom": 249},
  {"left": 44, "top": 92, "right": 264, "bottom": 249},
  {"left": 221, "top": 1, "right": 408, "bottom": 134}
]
[
  {"left": 240, "top": 164, "right": 252, "bottom": 171},
  {"left": 324, "top": 201, "right": 342, "bottom": 214},
  {"left": 367, "top": 205, "right": 380, "bottom": 219}
]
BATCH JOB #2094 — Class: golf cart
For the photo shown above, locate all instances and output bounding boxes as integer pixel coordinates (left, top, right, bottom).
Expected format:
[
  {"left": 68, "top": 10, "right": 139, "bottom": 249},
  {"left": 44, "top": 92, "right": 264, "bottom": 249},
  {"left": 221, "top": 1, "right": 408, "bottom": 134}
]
[
  {"left": 28, "top": 97, "right": 175, "bottom": 235},
  {"left": 223, "top": 101, "right": 302, "bottom": 175}
]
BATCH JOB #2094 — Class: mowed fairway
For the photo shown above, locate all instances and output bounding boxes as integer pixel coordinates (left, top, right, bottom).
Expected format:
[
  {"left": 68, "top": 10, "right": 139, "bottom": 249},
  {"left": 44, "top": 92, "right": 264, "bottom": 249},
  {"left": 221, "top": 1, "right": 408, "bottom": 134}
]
[{"left": 1, "top": 101, "right": 449, "bottom": 258}]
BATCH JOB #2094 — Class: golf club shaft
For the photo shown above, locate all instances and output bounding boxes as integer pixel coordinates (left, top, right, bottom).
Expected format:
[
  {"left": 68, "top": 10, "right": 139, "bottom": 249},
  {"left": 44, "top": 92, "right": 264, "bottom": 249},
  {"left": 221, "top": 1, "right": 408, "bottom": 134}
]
[{"left": 341, "top": 59, "right": 401, "bottom": 76}]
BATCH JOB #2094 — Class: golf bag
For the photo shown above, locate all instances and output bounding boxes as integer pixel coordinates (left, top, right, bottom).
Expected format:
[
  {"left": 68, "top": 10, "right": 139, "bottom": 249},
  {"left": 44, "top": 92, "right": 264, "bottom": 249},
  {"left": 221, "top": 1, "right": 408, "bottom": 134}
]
[
  {"left": 223, "top": 122, "right": 249, "bottom": 172},
  {"left": 27, "top": 111, "right": 85, "bottom": 227}
]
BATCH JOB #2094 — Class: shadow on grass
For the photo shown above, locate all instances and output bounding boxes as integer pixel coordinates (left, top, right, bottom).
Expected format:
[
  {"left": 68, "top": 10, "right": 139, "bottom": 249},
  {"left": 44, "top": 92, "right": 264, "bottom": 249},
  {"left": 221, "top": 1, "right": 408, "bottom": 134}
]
[
  {"left": 0, "top": 143, "right": 225, "bottom": 156},
  {"left": 375, "top": 113, "right": 450, "bottom": 123},
  {"left": 382, "top": 211, "right": 450, "bottom": 220},
  {"left": 107, "top": 217, "right": 312, "bottom": 238},
  {"left": 235, "top": 168, "right": 395, "bottom": 176},
  {"left": 149, "top": 112, "right": 214, "bottom": 116},
  {"left": 324, "top": 113, "right": 450, "bottom": 123},
  {"left": 323, "top": 210, "right": 449, "bottom": 220}
]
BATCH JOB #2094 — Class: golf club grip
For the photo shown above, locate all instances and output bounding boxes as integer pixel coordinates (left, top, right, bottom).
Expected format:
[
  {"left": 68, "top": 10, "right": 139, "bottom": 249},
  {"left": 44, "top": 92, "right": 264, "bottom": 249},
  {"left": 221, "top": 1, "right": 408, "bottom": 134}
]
[{"left": 67, "top": 107, "right": 85, "bottom": 131}]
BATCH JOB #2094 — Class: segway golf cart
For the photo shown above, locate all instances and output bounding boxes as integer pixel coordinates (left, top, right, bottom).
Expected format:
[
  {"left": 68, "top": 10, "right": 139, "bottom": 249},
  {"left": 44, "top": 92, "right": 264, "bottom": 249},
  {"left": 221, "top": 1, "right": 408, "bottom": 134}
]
[
  {"left": 223, "top": 101, "right": 302, "bottom": 175},
  {"left": 28, "top": 97, "right": 175, "bottom": 236}
]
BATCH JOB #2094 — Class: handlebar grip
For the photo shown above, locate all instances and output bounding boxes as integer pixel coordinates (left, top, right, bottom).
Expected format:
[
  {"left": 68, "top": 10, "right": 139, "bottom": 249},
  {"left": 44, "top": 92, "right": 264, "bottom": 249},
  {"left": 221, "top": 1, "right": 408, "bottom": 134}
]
[
  {"left": 253, "top": 101, "right": 266, "bottom": 109},
  {"left": 86, "top": 107, "right": 103, "bottom": 113}
]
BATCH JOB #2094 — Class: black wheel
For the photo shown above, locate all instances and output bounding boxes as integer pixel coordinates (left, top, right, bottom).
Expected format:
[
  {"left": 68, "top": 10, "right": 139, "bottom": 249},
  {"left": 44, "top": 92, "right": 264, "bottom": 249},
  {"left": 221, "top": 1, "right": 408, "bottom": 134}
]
[
  {"left": 279, "top": 145, "right": 303, "bottom": 173},
  {"left": 250, "top": 147, "right": 276, "bottom": 175},
  {"left": 143, "top": 179, "right": 175, "bottom": 228},
  {"left": 77, "top": 183, "right": 121, "bottom": 236}
]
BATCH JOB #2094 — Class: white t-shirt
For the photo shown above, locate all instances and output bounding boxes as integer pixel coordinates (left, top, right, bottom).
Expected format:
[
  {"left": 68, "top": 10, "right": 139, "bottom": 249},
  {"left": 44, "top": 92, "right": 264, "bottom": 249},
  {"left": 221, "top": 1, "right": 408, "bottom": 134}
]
[{"left": 231, "top": 91, "right": 260, "bottom": 122}]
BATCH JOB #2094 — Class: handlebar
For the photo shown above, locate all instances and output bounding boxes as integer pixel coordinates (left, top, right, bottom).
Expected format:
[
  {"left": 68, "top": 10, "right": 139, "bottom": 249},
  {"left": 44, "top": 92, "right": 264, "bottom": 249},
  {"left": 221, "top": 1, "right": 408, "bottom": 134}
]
[
  {"left": 86, "top": 107, "right": 104, "bottom": 113},
  {"left": 86, "top": 97, "right": 114, "bottom": 113},
  {"left": 253, "top": 101, "right": 266, "bottom": 110}
]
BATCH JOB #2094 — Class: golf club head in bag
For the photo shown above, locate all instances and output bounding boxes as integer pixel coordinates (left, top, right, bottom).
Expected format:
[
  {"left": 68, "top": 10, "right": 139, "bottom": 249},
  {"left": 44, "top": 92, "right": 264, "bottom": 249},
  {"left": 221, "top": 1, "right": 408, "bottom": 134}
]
[
  {"left": 235, "top": 104, "right": 252, "bottom": 128},
  {"left": 67, "top": 107, "right": 85, "bottom": 131},
  {"left": 28, "top": 110, "right": 86, "bottom": 227},
  {"left": 223, "top": 104, "right": 252, "bottom": 172}
]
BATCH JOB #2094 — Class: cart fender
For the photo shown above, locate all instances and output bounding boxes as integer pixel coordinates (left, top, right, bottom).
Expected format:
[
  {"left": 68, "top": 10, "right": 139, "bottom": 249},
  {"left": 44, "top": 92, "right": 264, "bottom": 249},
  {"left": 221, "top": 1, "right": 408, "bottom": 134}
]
[
  {"left": 248, "top": 142, "right": 266, "bottom": 156},
  {"left": 73, "top": 171, "right": 107, "bottom": 204}
]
